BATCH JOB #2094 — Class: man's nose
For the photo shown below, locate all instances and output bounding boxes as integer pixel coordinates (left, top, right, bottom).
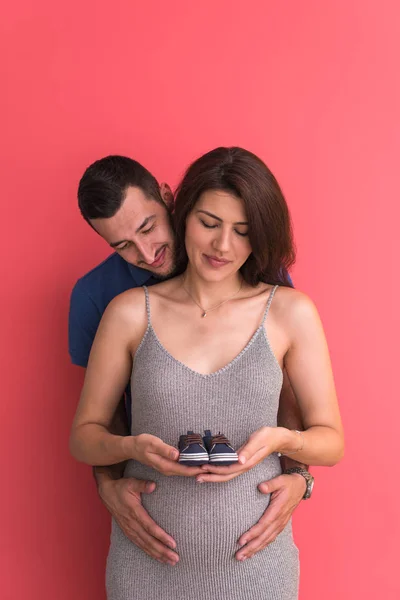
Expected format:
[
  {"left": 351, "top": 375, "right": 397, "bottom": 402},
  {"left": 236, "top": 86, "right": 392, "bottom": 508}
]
[{"left": 135, "top": 240, "right": 156, "bottom": 264}]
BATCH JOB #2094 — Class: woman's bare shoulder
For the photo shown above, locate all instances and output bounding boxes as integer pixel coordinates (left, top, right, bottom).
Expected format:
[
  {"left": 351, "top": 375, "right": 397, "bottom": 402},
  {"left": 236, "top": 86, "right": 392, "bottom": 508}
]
[
  {"left": 273, "top": 285, "right": 320, "bottom": 326},
  {"left": 101, "top": 287, "right": 147, "bottom": 329}
]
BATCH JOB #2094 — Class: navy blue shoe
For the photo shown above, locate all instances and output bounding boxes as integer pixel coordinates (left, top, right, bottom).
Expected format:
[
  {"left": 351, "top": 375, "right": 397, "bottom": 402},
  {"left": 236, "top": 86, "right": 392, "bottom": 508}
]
[
  {"left": 178, "top": 431, "right": 209, "bottom": 466},
  {"left": 203, "top": 430, "right": 239, "bottom": 465}
]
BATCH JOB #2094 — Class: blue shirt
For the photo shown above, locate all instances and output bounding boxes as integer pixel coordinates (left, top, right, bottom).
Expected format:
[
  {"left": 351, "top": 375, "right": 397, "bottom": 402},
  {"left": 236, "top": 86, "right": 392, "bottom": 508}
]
[
  {"left": 69, "top": 253, "right": 157, "bottom": 367},
  {"left": 69, "top": 253, "right": 158, "bottom": 427}
]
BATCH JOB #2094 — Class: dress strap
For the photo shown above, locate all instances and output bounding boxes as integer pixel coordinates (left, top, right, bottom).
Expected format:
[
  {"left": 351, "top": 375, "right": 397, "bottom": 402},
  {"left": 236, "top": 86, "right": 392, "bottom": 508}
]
[
  {"left": 261, "top": 285, "right": 279, "bottom": 326},
  {"left": 142, "top": 285, "right": 152, "bottom": 325}
]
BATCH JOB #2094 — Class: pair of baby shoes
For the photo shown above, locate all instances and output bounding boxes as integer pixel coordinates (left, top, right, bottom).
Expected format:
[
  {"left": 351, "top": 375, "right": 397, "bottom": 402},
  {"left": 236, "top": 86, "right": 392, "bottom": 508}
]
[{"left": 178, "top": 430, "right": 238, "bottom": 466}]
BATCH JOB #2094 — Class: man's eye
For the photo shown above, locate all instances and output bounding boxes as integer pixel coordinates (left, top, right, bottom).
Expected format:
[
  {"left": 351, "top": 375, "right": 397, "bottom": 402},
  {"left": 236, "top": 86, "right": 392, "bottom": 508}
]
[
  {"left": 142, "top": 224, "right": 156, "bottom": 235},
  {"left": 200, "top": 219, "right": 217, "bottom": 229},
  {"left": 117, "top": 242, "right": 131, "bottom": 251}
]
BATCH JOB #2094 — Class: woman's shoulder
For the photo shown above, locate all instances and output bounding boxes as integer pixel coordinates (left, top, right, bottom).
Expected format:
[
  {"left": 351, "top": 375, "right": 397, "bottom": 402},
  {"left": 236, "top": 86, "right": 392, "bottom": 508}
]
[
  {"left": 101, "top": 287, "right": 147, "bottom": 329},
  {"left": 273, "top": 285, "right": 320, "bottom": 326}
]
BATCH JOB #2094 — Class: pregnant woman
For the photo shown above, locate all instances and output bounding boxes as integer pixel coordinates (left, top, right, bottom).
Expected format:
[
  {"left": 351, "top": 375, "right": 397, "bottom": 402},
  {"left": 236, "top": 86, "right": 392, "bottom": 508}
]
[{"left": 70, "top": 147, "right": 344, "bottom": 600}]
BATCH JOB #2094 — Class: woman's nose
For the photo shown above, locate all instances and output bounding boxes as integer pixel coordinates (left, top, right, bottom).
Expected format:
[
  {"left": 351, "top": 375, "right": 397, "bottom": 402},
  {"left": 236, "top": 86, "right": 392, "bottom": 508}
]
[{"left": 212, "top": 228, "right": 231, "bottom": 253}]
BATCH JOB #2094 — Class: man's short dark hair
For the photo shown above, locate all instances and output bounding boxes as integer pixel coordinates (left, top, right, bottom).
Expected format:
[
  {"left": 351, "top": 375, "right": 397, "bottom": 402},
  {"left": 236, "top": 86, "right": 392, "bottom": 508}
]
[{"left": 78, "top": 155, "right": 163, "bottom": 222}]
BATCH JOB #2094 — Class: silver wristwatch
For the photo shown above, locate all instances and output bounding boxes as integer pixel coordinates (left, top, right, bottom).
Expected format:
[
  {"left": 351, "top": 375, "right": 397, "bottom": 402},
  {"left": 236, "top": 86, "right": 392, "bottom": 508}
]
[{"left": 284, "top": 467, "right": 314, "bottom": 500}]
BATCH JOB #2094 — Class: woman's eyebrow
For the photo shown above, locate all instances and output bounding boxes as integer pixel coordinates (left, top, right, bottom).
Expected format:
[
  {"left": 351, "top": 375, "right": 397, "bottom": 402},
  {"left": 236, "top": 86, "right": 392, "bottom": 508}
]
[{"left": 196, "top": 209, "right": 248, "bottom": 225}]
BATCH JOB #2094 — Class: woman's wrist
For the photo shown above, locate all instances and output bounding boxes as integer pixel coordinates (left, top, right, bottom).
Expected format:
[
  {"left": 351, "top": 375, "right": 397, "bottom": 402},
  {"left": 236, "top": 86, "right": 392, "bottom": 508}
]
[{"left": 277, "top": 428, "right": 304, "bottom": 456}]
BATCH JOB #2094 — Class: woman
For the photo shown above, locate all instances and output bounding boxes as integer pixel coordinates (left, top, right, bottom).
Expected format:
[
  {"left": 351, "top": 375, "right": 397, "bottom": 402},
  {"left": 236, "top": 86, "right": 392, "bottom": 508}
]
[{"left": 70, "top": 147, "right": 344, "bottom": 600}]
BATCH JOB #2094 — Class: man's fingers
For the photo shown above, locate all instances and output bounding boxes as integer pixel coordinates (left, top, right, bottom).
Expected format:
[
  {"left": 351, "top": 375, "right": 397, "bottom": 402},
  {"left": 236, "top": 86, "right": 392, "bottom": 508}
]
[
  {"left": 117, "top": 515, "right": 179, "bottom": 565},
  {"left": 133, "top": 503, "right": 177, "bottom": 549},
  {"left": 258, "top": 474, "right": 286, "bottom": 495},
  {"left": 125, "top": 477, "right": 156, "bottom": 495},
  {"left": 133, "top": 527, "right": 179, "bottom": 565},
  {"left": 127, "top": 527, "right": 179, "bottom": 565},
  {"left": 236, "top": 529, "right": 279, "bottom": 560}
]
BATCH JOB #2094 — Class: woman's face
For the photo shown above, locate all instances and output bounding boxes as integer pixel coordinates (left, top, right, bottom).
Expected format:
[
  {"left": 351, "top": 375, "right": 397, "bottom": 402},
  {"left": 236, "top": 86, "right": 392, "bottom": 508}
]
[{"left": 185, "top": 190, "right": 252, "bottom": 282}]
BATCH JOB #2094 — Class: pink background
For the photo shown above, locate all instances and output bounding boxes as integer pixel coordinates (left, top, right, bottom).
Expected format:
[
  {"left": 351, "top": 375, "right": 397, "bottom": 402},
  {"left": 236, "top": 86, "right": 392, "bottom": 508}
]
[{"left": 1, "top": 1, "right": 399, "bottom": 598}]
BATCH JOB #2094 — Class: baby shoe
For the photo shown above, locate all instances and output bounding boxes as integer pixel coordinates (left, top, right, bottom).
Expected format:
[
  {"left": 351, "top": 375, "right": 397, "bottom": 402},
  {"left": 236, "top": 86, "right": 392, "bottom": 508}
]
[
  {"left": 203, "top": 430, "right": 239, "bottom": 465},
  {"left": 178, "top": 431, "right": 209, "bottom": 465}
]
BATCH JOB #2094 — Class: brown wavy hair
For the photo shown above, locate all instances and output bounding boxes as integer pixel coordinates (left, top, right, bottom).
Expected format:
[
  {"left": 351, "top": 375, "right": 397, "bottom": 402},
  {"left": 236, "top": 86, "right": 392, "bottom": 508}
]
[{"left": 173, "top": 147, "right": 295, "bottom": 287}]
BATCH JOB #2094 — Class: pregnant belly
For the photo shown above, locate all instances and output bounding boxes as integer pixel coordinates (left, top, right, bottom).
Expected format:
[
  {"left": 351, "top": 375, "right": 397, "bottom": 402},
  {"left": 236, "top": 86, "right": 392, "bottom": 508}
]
[{"left": 124, "top": 458, "right": 282, "bottom": 568}]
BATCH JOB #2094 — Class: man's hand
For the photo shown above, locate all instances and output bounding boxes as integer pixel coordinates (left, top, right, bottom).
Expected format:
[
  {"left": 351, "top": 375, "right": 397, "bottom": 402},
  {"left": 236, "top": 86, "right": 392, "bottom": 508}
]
[
  {"left": 235, "top": 473, "right": 306, "bottom": 561},
  {"left": 99, "top": 476, "right": 180, "bottom": 566}
]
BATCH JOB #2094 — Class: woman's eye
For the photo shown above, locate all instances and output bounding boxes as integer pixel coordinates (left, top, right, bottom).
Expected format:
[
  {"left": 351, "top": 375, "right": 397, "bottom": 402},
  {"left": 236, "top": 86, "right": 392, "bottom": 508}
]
[
  {"left": 235, "top": 230, "right": 248, "bottom": 237},
  {"left": 200, "top": 219, "right": 217, "bottom": 229},
  {"left": 142, "top": 224, "right": 156, "bottom": 235}
]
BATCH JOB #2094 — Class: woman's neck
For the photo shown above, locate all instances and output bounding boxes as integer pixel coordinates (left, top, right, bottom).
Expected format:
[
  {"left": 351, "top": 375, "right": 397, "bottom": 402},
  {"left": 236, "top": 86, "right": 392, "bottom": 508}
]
[{"left": 181, "top": 267, "right": 244, "bottom": 309}]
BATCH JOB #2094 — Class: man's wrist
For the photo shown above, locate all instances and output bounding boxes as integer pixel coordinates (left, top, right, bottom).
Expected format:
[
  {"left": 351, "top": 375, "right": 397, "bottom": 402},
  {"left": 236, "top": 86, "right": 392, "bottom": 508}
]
[
  {"left": 283, "top": 467, "right": 314, "bottom": 500},
  {"left": 93, "top": 463, "right": 126, "bottom": 494},
  {"left": 284, "top": 471, "right": 307, "bottom": 496},
  {"left": 279, "top": 453, "right": 309, "bottom": 472}
]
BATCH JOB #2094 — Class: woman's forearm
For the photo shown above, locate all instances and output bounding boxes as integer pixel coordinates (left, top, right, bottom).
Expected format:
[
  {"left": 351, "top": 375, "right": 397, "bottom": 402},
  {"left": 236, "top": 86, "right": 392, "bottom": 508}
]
[
  {"left": 70, "top": 423, "right": 132, "bottom": 466},
  {"left": 278, "top": 425, "right": 344, "bottom": 467}
]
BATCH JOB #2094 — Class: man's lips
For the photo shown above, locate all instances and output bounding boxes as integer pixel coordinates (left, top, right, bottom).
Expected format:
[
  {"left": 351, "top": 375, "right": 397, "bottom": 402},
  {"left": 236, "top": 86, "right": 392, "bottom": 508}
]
[{"left": 150, "top": 246, "right": 167, "bottom": 267}]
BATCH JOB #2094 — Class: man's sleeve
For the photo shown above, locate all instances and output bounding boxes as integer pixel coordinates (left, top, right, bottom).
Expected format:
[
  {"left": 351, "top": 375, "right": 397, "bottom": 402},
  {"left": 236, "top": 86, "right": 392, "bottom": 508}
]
[{"left": 68, "top": 281, "right": 102, "bottom": 367}]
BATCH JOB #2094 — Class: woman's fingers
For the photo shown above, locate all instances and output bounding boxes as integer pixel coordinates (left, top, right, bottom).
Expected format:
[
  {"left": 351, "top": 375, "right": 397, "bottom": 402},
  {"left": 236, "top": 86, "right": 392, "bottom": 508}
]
[
  {"left": 237, "top": 436, "right": 268, "bottom": 465},
  {"left": 196, "top": 471, "right": 242, "bottom": 483},
  {"left": 148, "top": 437, "right": 180, "bottom": 461},
  {"left": 200, "top": 462, "right": 244, "bottom": 475},
  {"left": 151, "top": 455, "right": 203, "bottom": 476}
]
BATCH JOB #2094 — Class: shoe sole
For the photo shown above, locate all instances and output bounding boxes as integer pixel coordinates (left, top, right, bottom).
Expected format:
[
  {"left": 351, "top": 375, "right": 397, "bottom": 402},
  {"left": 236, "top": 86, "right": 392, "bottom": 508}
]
[
  {"left": 209, "top": 453, "right": 239, "bottom": 466},
  {"left": 179, "top": 452, "right": 209, "bottom": 466}
]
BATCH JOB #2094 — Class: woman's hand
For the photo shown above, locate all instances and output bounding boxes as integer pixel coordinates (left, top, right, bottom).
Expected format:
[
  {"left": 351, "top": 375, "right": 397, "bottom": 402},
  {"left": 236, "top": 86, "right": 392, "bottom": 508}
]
[
  {"left": 129, "top": 433, "right": 204, "bottom": 477},
  {"left": 196, "top": 427, "right": 288, "bottom": 483}
]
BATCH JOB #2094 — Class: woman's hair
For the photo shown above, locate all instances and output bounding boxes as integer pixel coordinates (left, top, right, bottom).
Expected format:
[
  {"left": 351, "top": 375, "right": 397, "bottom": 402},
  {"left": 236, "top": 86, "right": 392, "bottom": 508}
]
[{"left": 173, "top": 147, "right": 295, "bottom": 287}]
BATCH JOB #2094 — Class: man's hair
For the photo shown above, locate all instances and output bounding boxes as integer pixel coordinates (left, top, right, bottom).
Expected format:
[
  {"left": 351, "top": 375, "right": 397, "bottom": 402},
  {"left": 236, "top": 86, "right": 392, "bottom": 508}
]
[
  {"left": 174, "top": 147, "right": 295, "bottom": 287},
  {"left": 78, "top": 155, "right": 163, "bottom": 223}
]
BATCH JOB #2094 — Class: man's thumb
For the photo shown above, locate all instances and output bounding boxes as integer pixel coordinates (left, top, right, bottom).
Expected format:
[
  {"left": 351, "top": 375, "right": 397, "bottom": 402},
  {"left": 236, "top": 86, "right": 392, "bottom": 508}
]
[
  {"left": 127, "top": 478, "right": 156, "bottom": 494},
  {"left": 258, "top": 475, "right": 283, "bottom": 495}
]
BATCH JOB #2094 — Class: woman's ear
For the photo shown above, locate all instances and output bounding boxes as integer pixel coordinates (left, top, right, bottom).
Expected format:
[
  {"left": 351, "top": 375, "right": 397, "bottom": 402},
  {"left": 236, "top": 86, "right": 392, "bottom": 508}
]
[{"left": 159, "top": 183, "right": 174, "bottom": 211}]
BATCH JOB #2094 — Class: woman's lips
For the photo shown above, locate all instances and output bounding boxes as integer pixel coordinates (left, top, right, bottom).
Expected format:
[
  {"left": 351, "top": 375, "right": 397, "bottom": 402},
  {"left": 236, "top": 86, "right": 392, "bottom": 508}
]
[{"left": 204, "top": 254, "right": 231, "bottom": 268}]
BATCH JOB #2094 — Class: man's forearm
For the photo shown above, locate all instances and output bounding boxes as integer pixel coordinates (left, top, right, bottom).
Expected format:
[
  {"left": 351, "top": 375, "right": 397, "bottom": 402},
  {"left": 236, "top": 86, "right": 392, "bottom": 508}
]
[
  {"left": 278, "top": 370, "right": 308, "bottom": 470},
  {"left": 93, "top": 462, "right": 126, "bottom": 485}
]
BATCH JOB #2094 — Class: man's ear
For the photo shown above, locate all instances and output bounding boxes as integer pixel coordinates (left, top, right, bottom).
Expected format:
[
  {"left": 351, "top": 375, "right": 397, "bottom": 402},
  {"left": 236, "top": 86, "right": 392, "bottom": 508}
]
[{"left": 159, "top": 182, "right": 174, "bottom": 211}]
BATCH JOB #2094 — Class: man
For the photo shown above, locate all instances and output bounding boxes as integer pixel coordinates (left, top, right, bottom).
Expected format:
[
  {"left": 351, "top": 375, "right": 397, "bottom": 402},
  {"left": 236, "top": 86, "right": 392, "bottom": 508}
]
[{"left": 69, "top": 155, "right": 313, "bottom": 565}]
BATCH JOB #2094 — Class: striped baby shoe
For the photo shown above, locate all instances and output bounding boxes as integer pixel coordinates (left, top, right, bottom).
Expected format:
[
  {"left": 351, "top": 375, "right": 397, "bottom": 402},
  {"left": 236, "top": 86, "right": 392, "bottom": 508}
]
[
  {"left": 203, "top": 430, "right": 239, "bottom": 465},
  {"left": 178, "top": 431, "right": 209, "bottom": 465}
]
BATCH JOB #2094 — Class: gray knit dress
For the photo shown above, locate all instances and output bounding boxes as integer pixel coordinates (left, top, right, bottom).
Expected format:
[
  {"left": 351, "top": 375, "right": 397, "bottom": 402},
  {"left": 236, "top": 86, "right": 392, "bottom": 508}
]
[{"left": 106, "top": 285, "right": 299, "bottom": 600}]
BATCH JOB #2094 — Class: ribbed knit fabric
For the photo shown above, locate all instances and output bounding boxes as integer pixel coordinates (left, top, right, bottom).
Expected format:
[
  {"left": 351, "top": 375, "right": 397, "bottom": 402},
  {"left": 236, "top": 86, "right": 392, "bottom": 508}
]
[{"left": 106, "top": 285, "right": 299, "bottom": 600}]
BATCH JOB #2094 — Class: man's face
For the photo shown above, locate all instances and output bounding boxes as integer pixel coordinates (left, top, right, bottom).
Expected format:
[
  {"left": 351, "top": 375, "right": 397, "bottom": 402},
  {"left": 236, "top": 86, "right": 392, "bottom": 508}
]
[{"left": 90, "top": 186, "right": 176, "bottom": 277}]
